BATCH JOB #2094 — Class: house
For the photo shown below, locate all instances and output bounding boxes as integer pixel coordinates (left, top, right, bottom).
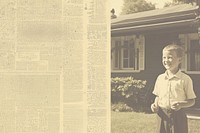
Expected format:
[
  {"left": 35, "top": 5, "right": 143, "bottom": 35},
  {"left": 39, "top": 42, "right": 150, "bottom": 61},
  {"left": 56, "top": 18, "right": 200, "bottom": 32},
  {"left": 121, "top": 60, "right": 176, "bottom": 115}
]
[{"left": 111, "top": 4, "right": 200, "bottom": 108}]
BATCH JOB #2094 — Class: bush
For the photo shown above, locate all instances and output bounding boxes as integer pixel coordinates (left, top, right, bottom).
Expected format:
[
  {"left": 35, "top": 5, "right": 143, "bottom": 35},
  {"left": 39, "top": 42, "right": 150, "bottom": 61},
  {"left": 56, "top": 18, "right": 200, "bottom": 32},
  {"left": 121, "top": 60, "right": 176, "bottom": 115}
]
[{"left": 111, "top": 77, "right": 148, "bottom": 112}]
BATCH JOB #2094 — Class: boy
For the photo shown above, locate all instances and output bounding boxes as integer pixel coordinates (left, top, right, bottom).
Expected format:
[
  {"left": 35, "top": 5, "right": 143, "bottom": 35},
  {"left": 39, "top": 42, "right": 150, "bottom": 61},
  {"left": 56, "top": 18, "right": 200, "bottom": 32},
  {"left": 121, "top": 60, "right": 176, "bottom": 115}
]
[{"left": 151, "top": 44, "right": 196, "bottom": 133}]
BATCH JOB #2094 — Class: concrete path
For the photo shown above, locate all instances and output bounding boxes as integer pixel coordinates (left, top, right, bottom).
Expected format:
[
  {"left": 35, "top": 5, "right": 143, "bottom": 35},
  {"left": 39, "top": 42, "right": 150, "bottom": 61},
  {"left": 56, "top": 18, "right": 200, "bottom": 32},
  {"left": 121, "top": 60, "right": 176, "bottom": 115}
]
[{"left": 184, "top": 108, "right": 200, "bottom": 120}]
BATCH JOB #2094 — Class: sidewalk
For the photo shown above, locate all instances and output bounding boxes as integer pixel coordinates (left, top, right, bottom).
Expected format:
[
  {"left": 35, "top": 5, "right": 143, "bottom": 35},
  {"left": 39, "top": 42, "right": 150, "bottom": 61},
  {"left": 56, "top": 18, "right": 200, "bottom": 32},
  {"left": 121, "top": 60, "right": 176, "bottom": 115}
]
[{"left": 184, "top": 108, "right": 200, "bottom": 120}]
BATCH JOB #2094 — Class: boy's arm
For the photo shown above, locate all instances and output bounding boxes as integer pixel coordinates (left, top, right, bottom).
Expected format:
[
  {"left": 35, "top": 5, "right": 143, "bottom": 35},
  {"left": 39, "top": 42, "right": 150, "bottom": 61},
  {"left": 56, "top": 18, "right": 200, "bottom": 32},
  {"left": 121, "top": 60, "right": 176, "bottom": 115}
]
[
  {"left": 154, "top": 96, "right": 159, "bottom": 106},
  {"left": 171, "top": 99, "right": 195, "bottom": 111},
  {"left": 177, "top": 99, "right": 195, "bottom": 108},
  {"left": 151, "top": 96, "right": 159, "bottom": 112}
]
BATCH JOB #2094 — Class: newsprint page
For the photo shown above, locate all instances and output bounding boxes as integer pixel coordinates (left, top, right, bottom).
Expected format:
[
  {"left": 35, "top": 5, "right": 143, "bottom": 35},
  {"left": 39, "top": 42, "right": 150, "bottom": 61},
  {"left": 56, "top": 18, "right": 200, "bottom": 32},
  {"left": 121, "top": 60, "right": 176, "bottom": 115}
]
[{"left": 0, "top": 0, "right": 110, "bottom": 133}]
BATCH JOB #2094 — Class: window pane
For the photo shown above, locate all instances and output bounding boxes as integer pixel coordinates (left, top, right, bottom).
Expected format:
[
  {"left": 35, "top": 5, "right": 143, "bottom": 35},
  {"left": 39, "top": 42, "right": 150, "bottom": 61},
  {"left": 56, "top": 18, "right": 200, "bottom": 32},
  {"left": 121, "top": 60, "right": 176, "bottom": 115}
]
[
  {"left": 130, "top": 39, "right": 135, "bottom": 48},
  {"left": 136, "top": 48, "right": 139, "bottom": 70},
  {"left": 129, "top": 40, "right": 135, "bottom": 68},
  {"left": 115, "top": 50, "right": 119, "bottom": 68},
  {"left": 129, "top": 48, "right": 134, "bottom": 68},
  {"left": 114, "top": 41, "right": 120, "bottom": 68},
  {"left": 194, "top": 53, "right": 200, "bottom": 71},
  {"left": 122, "top": 39, "right": 136, "bottom": 69},
  {"left": 189, "top": 40, "right": 200, "bottom": 71},
  {"left": 123, "top": 49, "right": 128, "bottom": 58},
  {"left": 124, "top": 41, "right": 128, "bottom": 47},
  {"left": 123, "top": 59, "right": 128, "bottom": 68}
]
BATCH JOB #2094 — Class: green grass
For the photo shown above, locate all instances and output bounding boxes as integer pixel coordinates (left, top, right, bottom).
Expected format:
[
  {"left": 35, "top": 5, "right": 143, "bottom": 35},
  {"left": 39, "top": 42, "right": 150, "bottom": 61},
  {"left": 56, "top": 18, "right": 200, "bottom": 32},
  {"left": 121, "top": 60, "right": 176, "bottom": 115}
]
[
  {"left": 188, "top": 119, "right": 200, "bottom": 133},
  {"left": 111, "top": 111, "right": 200, "bottom": 133},
  {"left": 111, "top": 112, "right": 157, "bottom": 133}
]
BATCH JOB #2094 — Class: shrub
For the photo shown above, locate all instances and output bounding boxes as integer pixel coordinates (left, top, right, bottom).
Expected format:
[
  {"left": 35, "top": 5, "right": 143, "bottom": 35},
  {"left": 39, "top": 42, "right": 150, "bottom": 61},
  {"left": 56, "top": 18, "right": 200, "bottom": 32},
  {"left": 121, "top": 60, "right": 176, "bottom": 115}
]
[{"left": 111, "top": 77, "right": 148, "bottom": 112}]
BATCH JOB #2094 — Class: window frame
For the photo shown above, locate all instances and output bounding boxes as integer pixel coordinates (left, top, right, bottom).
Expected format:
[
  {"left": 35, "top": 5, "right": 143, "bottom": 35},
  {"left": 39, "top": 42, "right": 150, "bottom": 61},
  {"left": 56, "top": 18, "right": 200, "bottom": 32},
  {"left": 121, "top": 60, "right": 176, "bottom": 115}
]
[
  {"left": 111, "top": 35, "right": 145, "bottom": 73},
  {"left": 179, "top": 33, "right": 200, "bottom": 74}
]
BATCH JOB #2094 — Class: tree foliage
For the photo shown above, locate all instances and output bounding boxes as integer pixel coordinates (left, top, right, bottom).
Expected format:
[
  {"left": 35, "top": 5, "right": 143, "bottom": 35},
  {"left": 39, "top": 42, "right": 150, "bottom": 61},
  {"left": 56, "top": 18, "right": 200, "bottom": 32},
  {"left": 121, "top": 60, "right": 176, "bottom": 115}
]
[
  {"left": 173, "top": 0, "right": 196, "bottom": 3},
  {"left": 164, "top": 0, "right": 197, "bottom": 7},
  {"left": 121, "top": 0, "right": 155, "bottom": 15}
]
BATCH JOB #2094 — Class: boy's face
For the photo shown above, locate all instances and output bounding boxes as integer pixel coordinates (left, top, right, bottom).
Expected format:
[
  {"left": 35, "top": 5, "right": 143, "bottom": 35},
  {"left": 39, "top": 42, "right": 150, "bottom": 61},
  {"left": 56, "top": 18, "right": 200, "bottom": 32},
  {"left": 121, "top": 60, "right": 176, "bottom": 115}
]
[{"left": 162, "top": 50, "right": 181, "bottom": 72}]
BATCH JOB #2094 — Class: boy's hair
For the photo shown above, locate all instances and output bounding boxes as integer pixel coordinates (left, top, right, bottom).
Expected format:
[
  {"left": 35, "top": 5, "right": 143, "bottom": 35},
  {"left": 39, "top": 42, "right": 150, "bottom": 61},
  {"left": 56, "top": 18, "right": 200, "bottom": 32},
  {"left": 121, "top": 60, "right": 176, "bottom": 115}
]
[{"left": 163, "top": 44, "right": 184, "bottom": 58}]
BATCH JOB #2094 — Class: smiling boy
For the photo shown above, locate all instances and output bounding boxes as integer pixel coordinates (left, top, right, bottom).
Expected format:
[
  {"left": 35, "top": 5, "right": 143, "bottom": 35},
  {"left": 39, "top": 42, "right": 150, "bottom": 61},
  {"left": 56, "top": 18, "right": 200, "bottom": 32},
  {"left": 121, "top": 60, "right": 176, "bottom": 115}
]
[{"left": 151, "top": 44, "right": 196, "bottom": 133}]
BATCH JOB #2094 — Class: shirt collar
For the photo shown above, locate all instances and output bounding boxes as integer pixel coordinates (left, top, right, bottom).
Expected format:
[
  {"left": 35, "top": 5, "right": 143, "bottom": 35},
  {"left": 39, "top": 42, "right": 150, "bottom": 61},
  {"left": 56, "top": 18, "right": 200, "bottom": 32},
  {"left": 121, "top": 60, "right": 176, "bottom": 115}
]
[{"left": 164, "top": 70, "right": 182, "bottom": 80}]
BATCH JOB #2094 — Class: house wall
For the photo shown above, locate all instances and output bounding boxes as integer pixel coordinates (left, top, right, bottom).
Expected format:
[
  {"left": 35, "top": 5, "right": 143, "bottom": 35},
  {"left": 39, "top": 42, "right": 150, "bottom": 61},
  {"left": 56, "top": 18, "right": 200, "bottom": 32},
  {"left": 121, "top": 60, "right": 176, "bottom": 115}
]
[{"left": 111, "top": 32, "right": 200, "bottom": 108}]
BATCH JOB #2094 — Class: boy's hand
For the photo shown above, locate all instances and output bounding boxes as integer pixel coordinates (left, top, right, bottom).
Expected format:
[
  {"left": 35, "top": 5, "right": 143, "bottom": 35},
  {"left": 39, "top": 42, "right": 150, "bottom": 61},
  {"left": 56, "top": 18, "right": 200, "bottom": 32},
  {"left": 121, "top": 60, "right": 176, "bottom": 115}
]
[
  {"left": 171, "top": 102, "right": 181, "bottom": 111},
  {"left": 171, "top": 100, "right": 195, "bottom": 111},
  {"left": 151, "top": 103, "right": 159, "bottom": 113}
]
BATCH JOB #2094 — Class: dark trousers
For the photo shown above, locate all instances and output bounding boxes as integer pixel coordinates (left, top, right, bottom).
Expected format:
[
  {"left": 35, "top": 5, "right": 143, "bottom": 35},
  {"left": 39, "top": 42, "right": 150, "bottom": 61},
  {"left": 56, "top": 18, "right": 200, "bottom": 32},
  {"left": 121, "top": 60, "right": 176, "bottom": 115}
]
[{"left": 157, "top": 107, "right": 188, "bottom": 133}]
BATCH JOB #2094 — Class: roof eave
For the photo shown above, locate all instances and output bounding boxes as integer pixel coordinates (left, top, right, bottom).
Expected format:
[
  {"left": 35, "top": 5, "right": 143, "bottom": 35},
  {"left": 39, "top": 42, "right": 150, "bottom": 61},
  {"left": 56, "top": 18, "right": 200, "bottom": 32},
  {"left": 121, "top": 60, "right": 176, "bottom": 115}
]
[
  {"left": 111, "top": 19, "right": 199, "bottom": 35},
  {"left": 111, "top": 12, "right": 197, "bottom": 29}
]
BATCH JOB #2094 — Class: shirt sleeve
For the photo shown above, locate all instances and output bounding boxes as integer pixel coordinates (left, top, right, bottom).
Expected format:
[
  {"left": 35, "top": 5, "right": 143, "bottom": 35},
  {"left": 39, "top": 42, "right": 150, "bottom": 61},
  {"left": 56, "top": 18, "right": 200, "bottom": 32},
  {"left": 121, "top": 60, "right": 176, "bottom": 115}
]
[
  {"left": 152, "top": 76, "right": 159, "bottom": 96},
  {"left": 185, "top": 76, "right": 196, "bottom": 99}
]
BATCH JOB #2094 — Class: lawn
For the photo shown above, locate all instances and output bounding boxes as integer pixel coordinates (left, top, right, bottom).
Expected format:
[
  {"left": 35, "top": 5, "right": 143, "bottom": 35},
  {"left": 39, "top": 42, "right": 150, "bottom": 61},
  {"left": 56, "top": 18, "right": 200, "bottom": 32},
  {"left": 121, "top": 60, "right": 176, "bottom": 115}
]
[{"left": 111, "top": 111, "right": 200, "bottom": 133}]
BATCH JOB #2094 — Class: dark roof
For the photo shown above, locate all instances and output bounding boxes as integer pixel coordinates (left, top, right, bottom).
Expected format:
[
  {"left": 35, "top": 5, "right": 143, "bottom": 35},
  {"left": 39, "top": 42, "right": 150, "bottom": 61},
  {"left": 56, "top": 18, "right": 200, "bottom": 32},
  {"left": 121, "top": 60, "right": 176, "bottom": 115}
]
[{"left": 111, "top": 4, "right": 199, "bottom": 35}]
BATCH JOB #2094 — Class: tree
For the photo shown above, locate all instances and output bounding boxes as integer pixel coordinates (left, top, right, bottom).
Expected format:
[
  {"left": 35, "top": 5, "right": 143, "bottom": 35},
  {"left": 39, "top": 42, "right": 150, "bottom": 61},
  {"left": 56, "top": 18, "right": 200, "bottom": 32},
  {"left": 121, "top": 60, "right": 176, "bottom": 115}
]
[
  {"left": 121, "top": 0, "right": 155, "bottom": 15},
  {"left": 164, "top": 0, "right": 197, "bottom": 7},
  {"left": 173, "top": 0, "right": 196, "bottom": 3}
]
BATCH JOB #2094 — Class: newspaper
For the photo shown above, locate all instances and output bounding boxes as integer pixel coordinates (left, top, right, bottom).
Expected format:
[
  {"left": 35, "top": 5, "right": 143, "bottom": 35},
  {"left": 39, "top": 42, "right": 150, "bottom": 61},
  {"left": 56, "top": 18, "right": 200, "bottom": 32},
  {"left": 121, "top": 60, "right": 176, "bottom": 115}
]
[{"left": 0, "top": 0, "right": 110, "bottom": 133}]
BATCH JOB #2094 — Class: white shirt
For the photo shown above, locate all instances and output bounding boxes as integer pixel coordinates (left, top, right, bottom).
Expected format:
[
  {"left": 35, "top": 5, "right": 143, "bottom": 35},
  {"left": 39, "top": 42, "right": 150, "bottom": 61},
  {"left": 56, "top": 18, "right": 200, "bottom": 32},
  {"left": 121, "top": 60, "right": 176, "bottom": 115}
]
[{"left": 153, "top": 70, "right": 196, "bottom": 109}]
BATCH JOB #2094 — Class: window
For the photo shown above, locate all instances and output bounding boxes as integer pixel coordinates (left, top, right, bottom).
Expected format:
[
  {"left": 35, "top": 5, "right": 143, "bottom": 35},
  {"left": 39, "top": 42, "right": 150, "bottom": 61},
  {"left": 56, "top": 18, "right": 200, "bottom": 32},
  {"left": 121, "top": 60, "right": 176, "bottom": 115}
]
[
  {"left": 179, "top": 33, "right": 200, "bottom": 73},
  {"left": 188, "top": 39, "right": 200, "bottom": 71},
  {"left": 111, "top": 35, "right": 144, "bottom": 72}
]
